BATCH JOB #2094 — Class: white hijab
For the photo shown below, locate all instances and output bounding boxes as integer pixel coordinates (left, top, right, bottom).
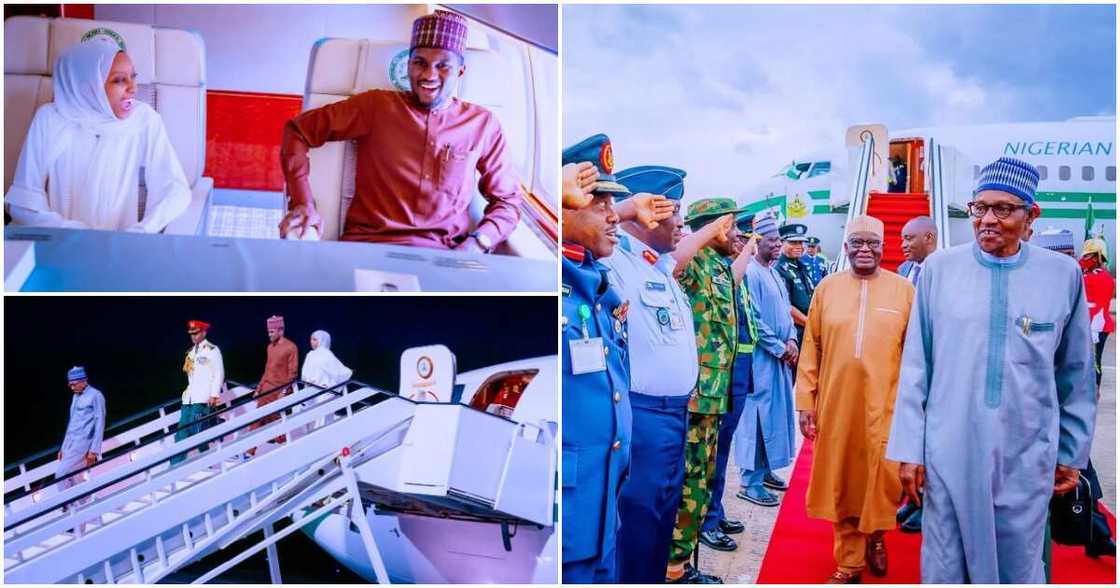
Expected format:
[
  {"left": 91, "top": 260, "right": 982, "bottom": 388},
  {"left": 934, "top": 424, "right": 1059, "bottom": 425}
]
[
  {"left": 52, "top": 38, "right": 143, "bottom": 135},
  {"left": 302, "top": 330, "right": 354, "bottom": 388},
  {"left": 5, "top": 38, "right": 190, "bottom": 232}
]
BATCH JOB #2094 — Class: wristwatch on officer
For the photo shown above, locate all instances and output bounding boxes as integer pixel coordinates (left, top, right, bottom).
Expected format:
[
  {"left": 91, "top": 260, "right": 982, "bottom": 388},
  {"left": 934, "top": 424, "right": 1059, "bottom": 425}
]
[{"left": 468, "top": 231, "right": 493, "bottom": 253}]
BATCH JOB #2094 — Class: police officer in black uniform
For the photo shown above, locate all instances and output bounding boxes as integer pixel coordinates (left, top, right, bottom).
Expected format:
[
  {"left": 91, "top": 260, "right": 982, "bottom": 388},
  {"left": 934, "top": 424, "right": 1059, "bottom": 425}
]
[{"left": 775, "top": 223, "right": 814, "bottom": 353}]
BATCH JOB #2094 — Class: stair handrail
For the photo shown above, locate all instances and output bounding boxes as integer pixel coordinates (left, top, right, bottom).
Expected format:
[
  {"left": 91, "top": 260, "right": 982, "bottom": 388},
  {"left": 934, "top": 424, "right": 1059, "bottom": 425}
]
[
  {"left": 927, "top": 137, "right": 952, "bottom": 251},
  {"left": 3, "top": 385, "right": 407, "bottom": 584},
  {"left": 836, "top": 130, "right": 876, "bottom": 272},
  {"left": 4, "top": 379, "right": 253, "bottom": 478},
  {"left": 4, "top": 379, "right": 369, "bottom": 528},
  {"left": 3, "top": 379, "right": 327, "bottom": 504},
  {"left": 4, "top": 385, "right": 407, "bottom": 583}
]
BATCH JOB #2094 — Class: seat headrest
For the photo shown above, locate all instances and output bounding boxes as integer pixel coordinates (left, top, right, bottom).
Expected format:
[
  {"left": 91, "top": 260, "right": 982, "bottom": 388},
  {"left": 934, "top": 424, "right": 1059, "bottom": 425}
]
[
  {"left": 307, "top": 36, "right": 497, "bottom": 99},
  {"left": 5, "top": 16, "right": 203, "bottom": 87}
]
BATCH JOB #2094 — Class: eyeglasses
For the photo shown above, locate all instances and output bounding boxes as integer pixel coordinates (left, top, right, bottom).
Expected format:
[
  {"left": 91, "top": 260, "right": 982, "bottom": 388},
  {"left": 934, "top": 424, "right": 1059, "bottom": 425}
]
[
  {"left": 846, "top": 239, "right": 882, "bottom": 250},
  {"left": 967, "top": 201, "right": 1029, "bottom": 219}
]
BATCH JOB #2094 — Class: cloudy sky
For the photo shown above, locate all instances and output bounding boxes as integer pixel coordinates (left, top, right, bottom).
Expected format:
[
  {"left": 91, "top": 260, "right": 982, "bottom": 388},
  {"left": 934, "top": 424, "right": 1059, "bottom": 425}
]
[{"left": 563, "top": 4, "right": 1116, "bottom": 198}]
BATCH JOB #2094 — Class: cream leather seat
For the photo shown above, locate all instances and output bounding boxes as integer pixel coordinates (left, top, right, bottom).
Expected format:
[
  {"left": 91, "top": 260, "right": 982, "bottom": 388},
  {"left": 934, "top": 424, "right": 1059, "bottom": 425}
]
[
  {"left": 4, "top": 16, "right": 212, "bottom": 235},
  {"left": 298, "top": 31, "right": 550, "bottom": 256}
]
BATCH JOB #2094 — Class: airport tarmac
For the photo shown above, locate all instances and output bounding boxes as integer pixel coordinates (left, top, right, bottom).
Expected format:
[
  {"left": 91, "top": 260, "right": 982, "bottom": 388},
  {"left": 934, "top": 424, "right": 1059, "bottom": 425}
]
[{"left": 699, "top": 332, "right": 1117, "bottom": 583}]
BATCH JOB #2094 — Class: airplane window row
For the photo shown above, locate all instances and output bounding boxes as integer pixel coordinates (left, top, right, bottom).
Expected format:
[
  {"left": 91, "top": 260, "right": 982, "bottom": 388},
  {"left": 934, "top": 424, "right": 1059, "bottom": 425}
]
[{"left": 972, "top": 164, "right": 1116, "bottom": 183}]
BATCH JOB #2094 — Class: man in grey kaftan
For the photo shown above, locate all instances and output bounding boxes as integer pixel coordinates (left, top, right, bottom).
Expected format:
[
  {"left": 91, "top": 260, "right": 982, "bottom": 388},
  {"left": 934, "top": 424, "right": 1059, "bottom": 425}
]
[
  {"left": 57, "top": 366, "right": 106, "bottom": 492},
  {"left": 885, "top": 157, "right": 1097, "bottom": 583}
]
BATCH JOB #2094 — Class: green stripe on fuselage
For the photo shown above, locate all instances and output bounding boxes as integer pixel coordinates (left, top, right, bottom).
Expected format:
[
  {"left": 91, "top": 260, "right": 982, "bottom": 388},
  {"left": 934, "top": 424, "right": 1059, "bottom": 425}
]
[{"left": 749, "top": 190, "right": 1117, "bottom": 218}]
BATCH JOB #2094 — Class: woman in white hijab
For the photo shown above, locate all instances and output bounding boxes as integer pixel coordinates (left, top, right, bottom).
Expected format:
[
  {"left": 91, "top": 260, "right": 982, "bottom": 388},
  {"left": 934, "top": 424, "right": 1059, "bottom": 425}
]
[
  {"left": 5, "top": 37, "right": 190, "bottom": 232},
  {"left": 301, "top": 330, "right": 354, "bottom": 389}
]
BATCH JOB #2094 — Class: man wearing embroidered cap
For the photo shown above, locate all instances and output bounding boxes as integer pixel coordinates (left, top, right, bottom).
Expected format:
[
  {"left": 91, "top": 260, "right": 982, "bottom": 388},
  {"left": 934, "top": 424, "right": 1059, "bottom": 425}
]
[
  {"left": 173, "top": 320, "right": 224, "bottom": 465},
  {"left": 796, "top": 215, "right": 913, "bottom": 583},
  {"left": 560, "top": 133, "right": 631, "bottom": 584},
  {"left": 245, "top": 315, "right": 300, "bottom": 457},
  {"left": 662, "top": 197, "right": 753, "bottom": 583},
  {"left": 597, "top": 164, "right": 702, "bottom": 582},
  {"left": 279, "top": 9, "right": 522, "bottom": 252},
  {"left": 56, "top": 366, "right": 106, "bottom": 493},
  {"left": 886, "top": 157, "right": 1097, "bottom": 583},
  {"left": 733, "top": 210, "right": 797, "bottom": 510}
]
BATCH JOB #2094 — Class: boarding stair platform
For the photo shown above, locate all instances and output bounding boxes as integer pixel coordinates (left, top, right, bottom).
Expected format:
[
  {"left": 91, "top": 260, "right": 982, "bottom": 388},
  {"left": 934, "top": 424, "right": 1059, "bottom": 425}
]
[
  {"left": 838, "top": 127, "right": 958, "bottom": 271},
  {"left": 4, "top": 374, "right": 555, "bottom": 584},
  {"left": 866, "top": 192, "right": 931, "bottom": 271}
]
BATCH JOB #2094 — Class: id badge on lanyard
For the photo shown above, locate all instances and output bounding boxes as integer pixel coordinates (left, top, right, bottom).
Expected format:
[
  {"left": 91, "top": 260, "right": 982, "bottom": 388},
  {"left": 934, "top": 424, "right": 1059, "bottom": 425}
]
[{"left": 570, "top": 303, "right": 607, "bottom": 375}]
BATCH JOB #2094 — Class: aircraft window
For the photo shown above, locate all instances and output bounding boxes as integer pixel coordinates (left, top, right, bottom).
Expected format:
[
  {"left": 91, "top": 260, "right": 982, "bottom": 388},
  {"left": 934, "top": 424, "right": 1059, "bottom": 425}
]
[
  {"left": 468, "top": 369, "right": 540, "bottom": 418},
  {"left": 1108, "top": 166, "right": 1116, "bottom": 182},
  {"left": 1059, "top": 166, "right": 1071, "bottom": 181},
  {"left": 807, "top": 162, "right": 831, "bottom": 178},
  {"left": 1037, "top": 165, "right": 1048, "bottom": 180},
  {"left": 1082, "top": 166, "right": 1094, "bottom": 181}
]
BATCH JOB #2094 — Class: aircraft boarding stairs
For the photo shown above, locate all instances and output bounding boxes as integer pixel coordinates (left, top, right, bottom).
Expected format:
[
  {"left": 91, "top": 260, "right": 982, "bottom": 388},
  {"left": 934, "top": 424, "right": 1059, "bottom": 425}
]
[
  {"left": 837, "top": 128, "right": 955, "bottom": 272},
  {"left": 4, "top": 378, "right": 555, "bottom": 584}
]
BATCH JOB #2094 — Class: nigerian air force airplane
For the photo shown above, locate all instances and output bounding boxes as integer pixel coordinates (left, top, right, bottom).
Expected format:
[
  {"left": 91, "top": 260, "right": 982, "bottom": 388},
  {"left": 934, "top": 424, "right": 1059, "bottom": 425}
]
[{"left": 740, "top": 117, "right": 1116, "bottom": 266}]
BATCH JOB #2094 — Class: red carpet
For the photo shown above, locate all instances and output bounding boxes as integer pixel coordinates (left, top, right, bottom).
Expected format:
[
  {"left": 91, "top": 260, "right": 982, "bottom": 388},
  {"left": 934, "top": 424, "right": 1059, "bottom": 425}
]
[{"left": 757, "top": 442, "right": 1117, "bottom": 584}]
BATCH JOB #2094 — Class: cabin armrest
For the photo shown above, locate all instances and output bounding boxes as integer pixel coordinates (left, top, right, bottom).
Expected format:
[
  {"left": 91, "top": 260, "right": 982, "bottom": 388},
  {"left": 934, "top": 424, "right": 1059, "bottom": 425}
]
[{"left": 164, "top": 176, "right": 214, "bottom": 236}]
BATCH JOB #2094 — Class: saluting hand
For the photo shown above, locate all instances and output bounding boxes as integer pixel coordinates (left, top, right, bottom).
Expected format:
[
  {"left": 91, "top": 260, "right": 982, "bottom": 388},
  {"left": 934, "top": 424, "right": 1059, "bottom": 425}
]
[
  {"left": 734, "top": 234, "right": 757, "bottom": 262},
  {"left": 562, "top": 162, "right": 598, "bottom": 209},
  {"left": 899, "top": 463, "right": 926, "bottom": 507},
  {"left": 1053, "top": 464, "right": 1080, "bottom": 495},
  {"left": 279, "top": 204, "right": 323, "bottom": 239},
  {"left": 631, "top": 193, "right": 675, "bottom": 229},
  {"left": 710, "top": 214, "right": 736, "bottom": 246}
]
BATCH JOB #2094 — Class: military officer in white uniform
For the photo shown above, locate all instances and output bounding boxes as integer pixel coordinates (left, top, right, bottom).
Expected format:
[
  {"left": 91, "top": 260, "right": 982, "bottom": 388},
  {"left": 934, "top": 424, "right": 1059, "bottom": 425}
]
[
  {"left": 172, "top": 320, "right": 225, "bottom": 465},
  {"left": 599, "top": 165, "right": 703, "bottom": 583}
]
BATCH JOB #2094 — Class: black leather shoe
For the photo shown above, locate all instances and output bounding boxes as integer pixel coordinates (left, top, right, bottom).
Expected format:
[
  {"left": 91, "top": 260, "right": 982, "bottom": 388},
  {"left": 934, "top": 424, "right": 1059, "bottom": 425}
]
[
  {"left": 699, "top": 529, "right": 737, "bottom": 552},
  {"left": 719, "top": 518, "right": 745, "bottom": 535},
  {"left": 669, "top": 564, "right": 724, "bottom": 584}
]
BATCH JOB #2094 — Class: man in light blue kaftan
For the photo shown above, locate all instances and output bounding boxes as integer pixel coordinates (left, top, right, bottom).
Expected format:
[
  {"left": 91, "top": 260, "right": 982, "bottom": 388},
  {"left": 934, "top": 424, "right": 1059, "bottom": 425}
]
[
  {"left": 56, "top": 366, "right": 106, "bottom": 493},
  {"left": 886, "top": 157, "right": 1097, "bottom": 583},
  {"left": 735, "top": 212, "right": 797, "bottom": 505}
]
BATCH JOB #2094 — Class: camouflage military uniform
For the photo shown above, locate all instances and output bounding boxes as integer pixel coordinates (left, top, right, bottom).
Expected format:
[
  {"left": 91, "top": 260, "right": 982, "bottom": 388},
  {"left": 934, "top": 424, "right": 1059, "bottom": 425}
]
[{"left": 669, "top": 236, "right": 739, "bottom": 569}]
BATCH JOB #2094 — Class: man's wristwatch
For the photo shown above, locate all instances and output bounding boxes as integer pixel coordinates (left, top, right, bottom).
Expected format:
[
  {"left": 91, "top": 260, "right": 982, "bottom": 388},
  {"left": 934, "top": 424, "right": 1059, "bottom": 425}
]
[{"left": 468, "top": 231, "right": 493, "bottom": 253}]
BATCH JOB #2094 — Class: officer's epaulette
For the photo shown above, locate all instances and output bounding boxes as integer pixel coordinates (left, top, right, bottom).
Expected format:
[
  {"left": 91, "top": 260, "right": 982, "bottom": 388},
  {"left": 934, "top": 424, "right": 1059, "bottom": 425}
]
[
  {"left": 201, "top": 341, "right": 213, "bottom": 350},
  {"left": 562, "top": 242, "right": 586, "bottom": 263}
]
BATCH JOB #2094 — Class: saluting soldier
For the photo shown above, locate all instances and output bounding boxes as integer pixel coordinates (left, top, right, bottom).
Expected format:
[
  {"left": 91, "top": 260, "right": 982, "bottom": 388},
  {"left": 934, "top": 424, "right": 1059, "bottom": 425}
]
[
  {"left": 560, "top": 134, "right": 632, "bottom": 584},
  {"left": 699, "top": 212, "right": 761, "bottom": 553},
  {"left": 599, "top": 165, "right": 698, "bottom": 583},
  {"left": 666, "top": 197, "right": 753, "bottom": 584},
  {"left": 173, "top": 320, "right": 224, "bottom": 465},
  {"left": 775, "top": 223, "right": 815, "bottom": 348}
]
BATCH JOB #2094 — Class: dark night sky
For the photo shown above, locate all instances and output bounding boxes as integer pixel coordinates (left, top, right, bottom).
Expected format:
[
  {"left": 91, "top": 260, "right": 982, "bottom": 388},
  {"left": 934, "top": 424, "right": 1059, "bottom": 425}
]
[{"left": 4, "top": 296, "right": 557, "bottom": 462}]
